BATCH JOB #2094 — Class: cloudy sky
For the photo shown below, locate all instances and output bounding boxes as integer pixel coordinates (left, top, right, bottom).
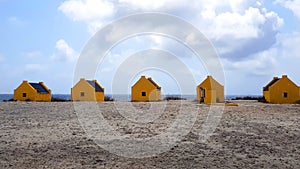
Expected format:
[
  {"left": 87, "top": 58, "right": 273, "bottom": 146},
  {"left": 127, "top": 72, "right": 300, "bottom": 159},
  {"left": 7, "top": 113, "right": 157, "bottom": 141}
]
[{"left": 0, "top": 0, "right": 299, "bottom": 95}]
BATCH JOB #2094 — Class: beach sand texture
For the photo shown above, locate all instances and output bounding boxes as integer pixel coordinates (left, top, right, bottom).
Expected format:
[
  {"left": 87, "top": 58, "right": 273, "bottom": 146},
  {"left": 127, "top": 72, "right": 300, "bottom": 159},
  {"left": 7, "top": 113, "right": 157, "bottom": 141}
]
[{"left": 0, "top": 100, "right": 299, "bottom": 168}]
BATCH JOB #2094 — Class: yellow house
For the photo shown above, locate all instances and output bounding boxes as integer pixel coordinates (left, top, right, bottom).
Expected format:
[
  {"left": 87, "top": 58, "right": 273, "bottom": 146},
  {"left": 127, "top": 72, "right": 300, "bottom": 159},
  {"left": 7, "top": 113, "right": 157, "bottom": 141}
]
[
  {"left": 263, "top": 75, "right": 300, "bottom": 104},
  {"left": 14, "top": 80, "right": 51, "bottom": 102},
  {"left": 71, "top": 78, "right": 104, "bottom": 101},
  {"left": 196, "top": 76, "right": 224, "bottom": 104},
  {"left": 131, "top": 76, "right": 161, "bottom": 102}
]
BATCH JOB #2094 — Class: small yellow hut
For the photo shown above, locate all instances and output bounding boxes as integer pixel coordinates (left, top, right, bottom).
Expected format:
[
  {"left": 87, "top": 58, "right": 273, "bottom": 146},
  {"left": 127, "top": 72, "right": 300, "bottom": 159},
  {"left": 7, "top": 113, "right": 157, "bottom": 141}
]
[
  {"left": 14, "top": 80, "right": 51, "bottom": 102},
  {"left": 131, "top": 76, "right": 161, "bottom": 102},
  {"left": 71, "top": 78, "right": 104, "bottom": 101},
  {"left": 196, "top": 76, "right": 224, "bottom": 104},
  {"left": 263, "top": 75, "right": 300, "bottom": 104}
]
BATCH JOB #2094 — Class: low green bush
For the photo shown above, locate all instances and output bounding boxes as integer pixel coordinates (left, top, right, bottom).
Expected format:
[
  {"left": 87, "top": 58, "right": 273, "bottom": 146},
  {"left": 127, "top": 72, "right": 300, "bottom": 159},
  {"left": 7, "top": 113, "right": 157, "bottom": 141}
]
[
  {"left": 104, "top": 96, "right": 114, "bottom": 101},
  {"left": 164, "top": 96, "right": 186, "bottom": 101},
  {"left": 51, "top": 97, "right": 69, "bottom": 102}
]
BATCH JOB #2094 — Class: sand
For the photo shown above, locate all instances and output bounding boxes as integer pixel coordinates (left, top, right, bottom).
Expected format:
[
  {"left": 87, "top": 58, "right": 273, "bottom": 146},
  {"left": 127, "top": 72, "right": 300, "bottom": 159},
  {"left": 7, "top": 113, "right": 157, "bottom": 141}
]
[{"left": 0, "top": 100, "right": 299, "bottom": 168}]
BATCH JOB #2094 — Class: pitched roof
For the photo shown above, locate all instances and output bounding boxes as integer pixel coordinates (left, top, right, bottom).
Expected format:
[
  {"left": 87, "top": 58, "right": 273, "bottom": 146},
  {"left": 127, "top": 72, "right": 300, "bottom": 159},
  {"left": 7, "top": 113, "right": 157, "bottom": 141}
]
[
  {"left": 198, "top": 76, "right": 223, "bottom": 90},
  {"left": 87, "top": 80, "right": 104, "bottom": 92},
  {"left": 263, "top": 77, "right": 279, "bottom": 91},
  {"left": 147, "top": 78, "right": 161, "bottom": 90},
  {"left": 263, "top": 75, "right": 299, "bottom": 92},
  {"left": 29, "top": 83, "right": 49, "bottom": 94}
]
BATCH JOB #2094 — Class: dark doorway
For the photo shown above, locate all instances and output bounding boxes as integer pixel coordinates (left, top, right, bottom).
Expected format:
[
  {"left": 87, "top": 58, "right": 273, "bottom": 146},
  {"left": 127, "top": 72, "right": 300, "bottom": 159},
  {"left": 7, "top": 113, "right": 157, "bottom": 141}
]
[{"left": 200, "top": 87, "right": 205, "bottom": 102}]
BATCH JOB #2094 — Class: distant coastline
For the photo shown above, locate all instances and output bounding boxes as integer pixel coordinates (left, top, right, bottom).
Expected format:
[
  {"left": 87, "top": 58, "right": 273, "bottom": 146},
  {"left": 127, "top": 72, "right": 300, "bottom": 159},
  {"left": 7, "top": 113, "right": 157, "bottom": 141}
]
[{"left": 0, "top": 94, "right": 262, "bottom": 102}]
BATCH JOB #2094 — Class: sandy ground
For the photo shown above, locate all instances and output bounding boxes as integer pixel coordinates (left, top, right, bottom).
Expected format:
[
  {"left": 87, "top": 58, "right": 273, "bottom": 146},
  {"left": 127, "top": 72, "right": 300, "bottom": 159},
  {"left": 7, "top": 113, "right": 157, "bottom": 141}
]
[{"left": 0, "top": 100, "right": 299, "bottom": 168}]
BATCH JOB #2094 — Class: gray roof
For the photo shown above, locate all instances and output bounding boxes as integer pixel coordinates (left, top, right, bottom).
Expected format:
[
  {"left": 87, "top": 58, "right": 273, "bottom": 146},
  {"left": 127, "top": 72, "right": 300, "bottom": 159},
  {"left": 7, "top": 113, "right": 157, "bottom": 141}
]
[
  {"left": 87, "top": 80, "right": 104, "bottom": 92},
  {"left": 263, "top": 78, "right": 279, "bottom": 91},
  {"left": 29, "top": 83, "right": 49, "bottom": 94},
  {"left": 147, "top": 78, "right": 161, "bottom": 90}
]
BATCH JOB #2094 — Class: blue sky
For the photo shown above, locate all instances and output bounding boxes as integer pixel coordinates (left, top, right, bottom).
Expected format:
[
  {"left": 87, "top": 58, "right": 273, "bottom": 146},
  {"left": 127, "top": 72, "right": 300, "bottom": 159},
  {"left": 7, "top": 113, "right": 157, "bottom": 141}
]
[{"left": 0, "top": 0, "right": 299, "bottom": 95}]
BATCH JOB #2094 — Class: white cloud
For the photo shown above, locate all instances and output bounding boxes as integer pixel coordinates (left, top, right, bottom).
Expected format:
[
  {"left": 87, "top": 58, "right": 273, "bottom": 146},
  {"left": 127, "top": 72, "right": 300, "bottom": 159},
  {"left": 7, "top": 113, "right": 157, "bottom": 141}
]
[
  {"left": 207, "top": 7, "right": 266, "bottom": 39},
  {"left": 51, "top": 39, "right": 78, "bottom": 62},
  {"left": 280, "top": 32, "right": 300, "bottom": 59},
  {"left": 87, "top": 21, "right": 103, "bottom": 35},
  {"left": 59, "top": 0, "right": 115, "bottom": 34},
  {"left": 118, "top": 0, "right": 261, "bottom": 13},
  {"left": 222, "top": 48, "right": 278, "bottom": 76},
  {"left": 115, "top": 0, "right": 283, "bottom": 44},
  {"left": 59, "top": 0, "right": 115, "bottom": 21},
  {"left": 114, "top": 1, "right": 283, "bottom": 59},
  {"left": 118, "top": 0, "right": 256, "bottom": 12},
  {"left": 276, "top": 0, "right": 300, "bottom": 18},
  {"left": 59, "top": 0, "right": 283, "bottom": 45},
  {"left": 202, "top": 6, "right": 283, "bottom": 59},
  {"left": 200, "top": 5, "right": 283, "bottom": 39},
  {"left": 118, "top": 0, "right": 188, "bottom": 10},
  {"left": 58, "top": 0, "right": 296, "bottom": 95}
]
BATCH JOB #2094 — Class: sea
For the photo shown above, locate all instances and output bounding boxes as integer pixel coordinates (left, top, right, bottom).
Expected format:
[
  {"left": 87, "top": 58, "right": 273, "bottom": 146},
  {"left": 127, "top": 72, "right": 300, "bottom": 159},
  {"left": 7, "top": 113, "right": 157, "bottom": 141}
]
[{"left": 0, "top": 94, "right": 252, "bottom": 102}]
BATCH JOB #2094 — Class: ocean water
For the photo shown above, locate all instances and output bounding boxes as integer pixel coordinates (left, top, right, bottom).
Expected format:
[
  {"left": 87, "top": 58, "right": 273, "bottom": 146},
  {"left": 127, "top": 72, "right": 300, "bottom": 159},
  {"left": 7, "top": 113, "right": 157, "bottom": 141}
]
[
  {"left": 0, "top": 94, "right": 71, "bottom": 102},
  {"left": 0, "top": 94, "right": 194, "bottom": 102},
  {"left": 0, "top": 94, "right": 14, "bottom": 101},
  {"left": 0, "top": 94, "right": 257, "bottom": 102}
]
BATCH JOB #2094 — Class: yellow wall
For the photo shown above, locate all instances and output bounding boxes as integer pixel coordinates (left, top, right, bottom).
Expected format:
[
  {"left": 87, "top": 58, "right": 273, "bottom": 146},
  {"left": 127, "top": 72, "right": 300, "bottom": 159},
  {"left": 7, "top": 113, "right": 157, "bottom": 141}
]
[
  {"left": 197, "top": 76, "right": 224, "bottom": 104},
  {"left": 95, "top": 91, "right": 105, "bottom": 101},
  {"left": 35, "top": 93, "right": 52, "bottom": 102},
  {"left": 263, "top": 76, "right": 300, "bottom": 104},
  {"left": 131, "top": 76, "right": 161, "bottom": 102},
  {"left": 14, "top": 81, "right": 51, "bottom": 102},
  {"left": 263, "top": 91, "right": 271, "bottom": 103},
  {"left": 71, "top": 79, "right": 104, "bottom": 101},
  {"left": 205, "top": 90, "right": 217, "bottom": 104}
]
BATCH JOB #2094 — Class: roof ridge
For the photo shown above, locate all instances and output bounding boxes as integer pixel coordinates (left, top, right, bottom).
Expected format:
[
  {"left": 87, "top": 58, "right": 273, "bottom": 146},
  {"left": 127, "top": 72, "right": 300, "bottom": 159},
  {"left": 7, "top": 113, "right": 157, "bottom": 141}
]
[
  {"left": 147, "top": 78, "right": 161, "bottom": 89},
  {"left": 29, "top": 82, "right": 49, "bottom": 94},
  {"left": 203, "top": 76, "right": 222, "bottom": 86},
  {"left": 263, "top": 77, "right": 280, "bottom": 91},
  {"left": 87, "top": 80, "right": 104, "bottom": 92}
]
